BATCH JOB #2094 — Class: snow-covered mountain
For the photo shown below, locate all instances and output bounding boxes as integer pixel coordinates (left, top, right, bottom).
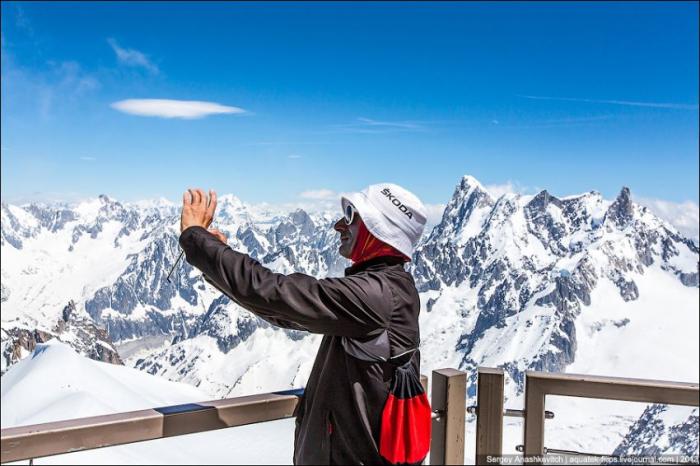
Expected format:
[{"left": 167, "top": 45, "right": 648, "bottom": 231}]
[
  {"left": 1, "top": 174, "right": 698, "bottom": 459},
  {"left": 412, "top": 176, "right": 698, "bottom": 393},
  {"left": 410, "top": 176, "right": 698, "bottom": 457},
  {"left": 1, "top": 194, "right": 344, "bottom": 375}
]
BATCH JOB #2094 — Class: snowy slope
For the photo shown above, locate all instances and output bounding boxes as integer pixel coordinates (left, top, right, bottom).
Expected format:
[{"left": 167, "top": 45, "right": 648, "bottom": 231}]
[{"left": 1, "top": 341, "right": 295, "bottom": 465}]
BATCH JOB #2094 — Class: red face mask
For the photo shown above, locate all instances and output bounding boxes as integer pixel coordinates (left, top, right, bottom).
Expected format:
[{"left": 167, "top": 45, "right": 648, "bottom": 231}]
[{"left": 350, "top": 219, "right": 410, "bottom": 265}]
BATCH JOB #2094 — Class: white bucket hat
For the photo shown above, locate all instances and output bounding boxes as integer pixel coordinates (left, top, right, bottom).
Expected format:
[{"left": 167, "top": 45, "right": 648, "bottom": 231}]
[{"left": 341, "top": 183, "right": 427, "bottom": 259}]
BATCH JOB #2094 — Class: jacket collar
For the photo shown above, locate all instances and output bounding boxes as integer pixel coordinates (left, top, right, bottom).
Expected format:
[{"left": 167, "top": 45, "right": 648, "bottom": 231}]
[{"left": 344, "top": 255, "right": 407, "bottom": 276}]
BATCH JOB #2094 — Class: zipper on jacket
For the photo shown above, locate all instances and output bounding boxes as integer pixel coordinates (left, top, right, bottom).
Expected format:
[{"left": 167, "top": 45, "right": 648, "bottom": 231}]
[{"left": 324, "top": 410, "right": 333, "bottom": 463}]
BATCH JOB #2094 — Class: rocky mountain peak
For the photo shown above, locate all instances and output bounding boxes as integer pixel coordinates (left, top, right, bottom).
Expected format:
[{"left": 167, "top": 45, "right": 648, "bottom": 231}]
[
  {"left": 428, "top": 175, "right": 494, "bottom": 241},
  {"left": 290, "top": 209, "right": 314, "bottom": 228},
  {"left": 526, "top": 189, "right": 563, "bottom": 212},
  {"left": 217, "top": 194, "right": 245, "bottom": 209},
  {"left": 460, "top": 174, "right": 486, "bottom": 190},
  {"left": 454, "top": 175, "right": 491, "bottom": 201},
  {"left": 606, "top": 186, "right": 635, "bottom": 228},
  {"left": 62, "top": 300, "right": 78, "bottom": 323}
]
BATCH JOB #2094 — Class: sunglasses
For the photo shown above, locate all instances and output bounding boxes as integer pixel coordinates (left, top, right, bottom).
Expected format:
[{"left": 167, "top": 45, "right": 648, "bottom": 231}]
[{"left": 344, "top": 203, "right": 356, "bottom": 225}]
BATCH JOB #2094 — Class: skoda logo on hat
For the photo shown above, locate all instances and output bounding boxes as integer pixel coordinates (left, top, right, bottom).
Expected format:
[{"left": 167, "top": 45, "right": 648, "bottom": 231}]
[{"left": 380, "top": 188, "right": 414, "bottom": 220}]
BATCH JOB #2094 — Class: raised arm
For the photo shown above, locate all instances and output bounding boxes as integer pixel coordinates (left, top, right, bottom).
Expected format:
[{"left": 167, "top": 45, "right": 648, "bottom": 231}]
[
  {"left": 180, "top": 226, "right": 391, "bottom": 338},
  {"left": 201, "top": 274, "right": 310, "bottom": 332}
]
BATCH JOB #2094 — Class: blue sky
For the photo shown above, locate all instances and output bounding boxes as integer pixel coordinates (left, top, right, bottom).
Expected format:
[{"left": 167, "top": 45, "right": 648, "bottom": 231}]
[{"left": 1, "top": 1, "right": 698, "bottom": 211}]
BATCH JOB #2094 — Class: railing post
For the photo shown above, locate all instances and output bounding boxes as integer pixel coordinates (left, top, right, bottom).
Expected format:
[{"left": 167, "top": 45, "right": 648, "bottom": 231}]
[
  {"left": 430, "top": 368, "right": 466, "bottom": 465},
  {"left": 523, "top": 372, "right": 546, "bottom": 465},
  {"left": 475, "top": 367, "right": 504, "bottom": 465}
]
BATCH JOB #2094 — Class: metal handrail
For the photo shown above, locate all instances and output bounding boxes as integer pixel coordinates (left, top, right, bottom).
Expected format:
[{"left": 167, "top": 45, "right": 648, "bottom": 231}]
[
  {"left": 1, "top": 390, "right": 302, "bottom": 463},
  {"left": 523, "top": 371, "right": 700, "bottom": 465},
  {"left": 473, "top": 367, "right": 700, "bottom": 466},
  {"left": 1, "top": 374, "right": 432, "bottom": 464}
]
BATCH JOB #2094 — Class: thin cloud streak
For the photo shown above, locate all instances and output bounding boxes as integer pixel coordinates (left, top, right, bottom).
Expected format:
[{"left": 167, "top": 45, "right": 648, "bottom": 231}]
[
  {"left": 355, "top": 117, "right": 423, "bottom": 129},
  {"left": 240, "top": 142, "right": 331, "bottom": 146},
  {"left": 327, "top": 117, "right": 429, "bottom": 134},
  {"left": 2, "top": 48, "right": 100, "bottom": 120},
  {"left": 107, "top": 38, "right": 159, "bottom": 74},
  {"left": 496, "top": 115, "right": 615, "bottom": 129},
  {"left": 518, "top": 94, "right": 699, "bottom": 110}
]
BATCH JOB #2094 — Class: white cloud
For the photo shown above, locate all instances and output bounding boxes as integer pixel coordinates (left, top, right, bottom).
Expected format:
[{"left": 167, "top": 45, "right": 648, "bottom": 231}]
[
  {"left": 274, "top": 189, "right": 355, "bottom": 214},
  {"left": 288, "top": 154, "right": 303, "bottom": 159},
  {"left": 107, "top": 38, "right": 159, "bottom": 74},
  {"left": 423, "top": 203, "right": 446, "bottom": 232},
  {"left": 484, "top": 181, "right": 517, "bottom": 198},
  {"left": 484, "top": 180, "right": 532, "bottom": 198},
  {"left": 299, "top": 189, "right": 337, "bottom": 200},
  {"left": 111, "top": 99, "right": 246, "bottom": 119},
  {"left": 634, "top": 196, "right": 699, "bottom": 243},
  {"left": 80, "top": 156, "right": 96, "bottom": 161}
]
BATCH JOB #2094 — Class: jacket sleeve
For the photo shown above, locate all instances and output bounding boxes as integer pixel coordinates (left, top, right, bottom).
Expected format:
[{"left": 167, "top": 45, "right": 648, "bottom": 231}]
[
  {"left": 179, "top": 226, "right": 391, "bottom": 338},
  {"left": 202, "top": 275, "right": 309, "bottom": 332}
]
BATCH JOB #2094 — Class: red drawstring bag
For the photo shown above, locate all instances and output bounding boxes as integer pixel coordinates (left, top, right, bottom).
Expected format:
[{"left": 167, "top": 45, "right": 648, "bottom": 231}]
[{"left": 379, "top": 360, "right": 432, "bottom": 465}]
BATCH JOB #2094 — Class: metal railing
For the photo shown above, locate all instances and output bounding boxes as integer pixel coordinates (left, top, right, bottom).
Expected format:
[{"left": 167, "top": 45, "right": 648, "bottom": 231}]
[
  {"left": 522, "top": 371, "right": 699, "bottom": 465},
  {"left": 3, "top": 368, "right": 698, "bottom": 465},
  {"left": 473, "top": 368, "right": 700, "bottom": 465},
  {"left": 1, "top": 390, "right": 301, "bottom": 463},
  {"left": 1, "top": 375, "right": 446, "bottom": 464}
]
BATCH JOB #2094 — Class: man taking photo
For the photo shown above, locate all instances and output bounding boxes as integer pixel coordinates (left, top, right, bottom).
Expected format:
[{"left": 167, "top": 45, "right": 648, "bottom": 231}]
[{"left": 179, "top": 183, "right": 431, "bottom": 465}]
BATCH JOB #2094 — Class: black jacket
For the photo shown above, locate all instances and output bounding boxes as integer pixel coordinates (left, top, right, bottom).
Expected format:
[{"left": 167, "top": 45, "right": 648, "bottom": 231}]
[{"left": 180, "top": 226, "right": 422, "bottom": 465}]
